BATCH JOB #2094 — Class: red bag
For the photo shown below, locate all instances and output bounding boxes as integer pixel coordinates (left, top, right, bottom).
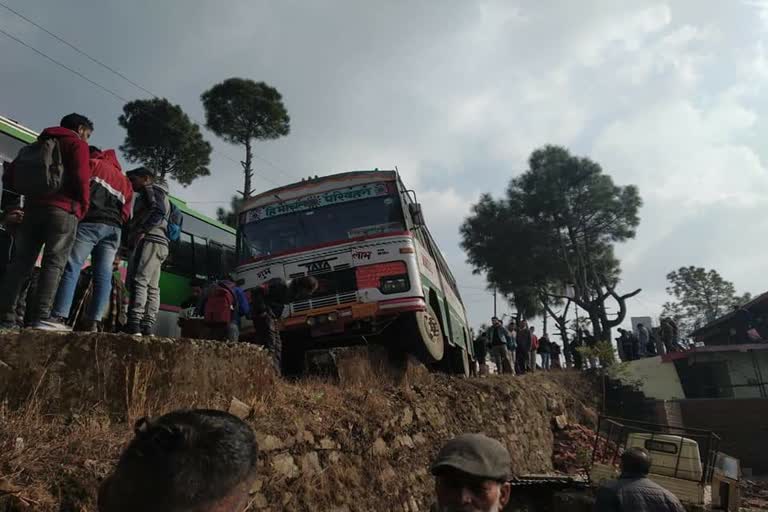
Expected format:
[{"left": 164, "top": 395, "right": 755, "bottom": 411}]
[{"left": 204, "top": 282, "right": 236, "bottom": 325}]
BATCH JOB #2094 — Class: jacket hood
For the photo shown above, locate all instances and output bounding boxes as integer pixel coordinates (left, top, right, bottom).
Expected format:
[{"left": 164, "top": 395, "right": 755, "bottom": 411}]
[
  {"left": 93, "top": 149, "right": 123, "bottom": 172},
  {"left": 40, "top": 126, "right": 82, "bottom": 139}
]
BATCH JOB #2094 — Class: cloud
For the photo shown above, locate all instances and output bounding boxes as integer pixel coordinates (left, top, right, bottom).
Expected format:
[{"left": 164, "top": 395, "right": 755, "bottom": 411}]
[{"left": 4, "top": 0, "right": 768, "bottom": 331}]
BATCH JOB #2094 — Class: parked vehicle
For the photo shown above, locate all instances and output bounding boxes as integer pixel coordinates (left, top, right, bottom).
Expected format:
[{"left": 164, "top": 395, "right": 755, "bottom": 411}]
[
  {"left": 589, "top": 416, "right": 741, "bottom": 511},
  {"left": 236, "top": 170, "right": 473, "bottom": 374}
]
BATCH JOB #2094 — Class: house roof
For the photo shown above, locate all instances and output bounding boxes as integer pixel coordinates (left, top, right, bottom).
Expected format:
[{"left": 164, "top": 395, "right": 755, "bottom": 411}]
[{"left": 690, "top": 290, "right": 768, "bottom": 338}]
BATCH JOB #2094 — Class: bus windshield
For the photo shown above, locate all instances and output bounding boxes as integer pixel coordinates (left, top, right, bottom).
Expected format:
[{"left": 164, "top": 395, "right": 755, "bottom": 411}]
[{"left": 239, "top": 184, "right": 405, "bottom": 259}]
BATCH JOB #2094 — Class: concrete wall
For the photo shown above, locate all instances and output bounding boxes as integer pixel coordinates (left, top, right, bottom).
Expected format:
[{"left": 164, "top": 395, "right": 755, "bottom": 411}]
[
  {"left": 677, "top": 351, "right": 768, "bottom": 399},
  {"left": 621, "top": 357, "right": 686, "bottom": 400},
  {"left": 676, "top": 398, "right": 768, "bottom": 475}
]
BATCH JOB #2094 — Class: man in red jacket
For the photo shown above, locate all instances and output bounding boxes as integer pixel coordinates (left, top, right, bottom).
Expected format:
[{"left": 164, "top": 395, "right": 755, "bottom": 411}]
[
  {"left": 0, "top": 113, "right": 93, "bottom": 329},
  {"left": 42, "top": 146, "right": 133, "bottom": 332}
]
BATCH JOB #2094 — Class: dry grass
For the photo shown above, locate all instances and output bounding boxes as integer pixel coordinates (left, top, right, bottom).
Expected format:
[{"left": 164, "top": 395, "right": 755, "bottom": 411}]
[{"left": 0, "top": 346, "right": 599, "bottom": 512}]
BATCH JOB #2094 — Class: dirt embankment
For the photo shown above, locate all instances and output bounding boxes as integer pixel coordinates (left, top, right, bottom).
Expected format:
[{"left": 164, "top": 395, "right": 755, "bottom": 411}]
[{"left": 0, "top": 332, "right": 598, "bottom": 511}]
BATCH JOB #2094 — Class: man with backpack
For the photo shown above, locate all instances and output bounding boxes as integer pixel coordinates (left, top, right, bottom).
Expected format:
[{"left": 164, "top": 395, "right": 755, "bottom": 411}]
[
  {"left": 0, "top": 113, "right": 93, "bottom": 329},
  {"left": 200, "top": 276, "right": 250, "bottom": 342},
  {"left": 125, "top": 167, "right": 173, "bottom": 336},
  {"left": 40, "top": 147, "right": 133, "bottom": 332}
]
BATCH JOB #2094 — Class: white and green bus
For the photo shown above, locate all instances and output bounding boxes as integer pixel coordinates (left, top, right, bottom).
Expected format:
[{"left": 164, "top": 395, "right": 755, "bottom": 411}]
[
  {"left": 0, "top": 114, "right": 236, "bottom": 336},
  {"left": 237, "top": 170, "right": 474, "bottom": 374}
]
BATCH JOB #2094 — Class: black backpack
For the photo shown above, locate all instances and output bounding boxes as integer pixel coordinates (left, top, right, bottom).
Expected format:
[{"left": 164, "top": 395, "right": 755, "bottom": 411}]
[{"left": 12, "top": 137, "right": 64, "bottom": 196}]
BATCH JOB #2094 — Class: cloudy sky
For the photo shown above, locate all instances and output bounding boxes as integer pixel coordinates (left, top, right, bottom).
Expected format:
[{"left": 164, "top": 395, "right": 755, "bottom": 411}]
[{"left": 3, "top": 0, "right": 768, "bottom": 332}]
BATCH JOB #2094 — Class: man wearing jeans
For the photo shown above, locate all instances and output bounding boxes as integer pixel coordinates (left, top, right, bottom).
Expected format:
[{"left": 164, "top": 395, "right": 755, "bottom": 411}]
[
  {"left": 125, "top": 167, "right": 169, "bottom": 337},
  {"left": 43, "top": 148, "right": 133, "bottom": 331},
  {"left": 0, "top": 114, "right": 93, "bottom": 329}
]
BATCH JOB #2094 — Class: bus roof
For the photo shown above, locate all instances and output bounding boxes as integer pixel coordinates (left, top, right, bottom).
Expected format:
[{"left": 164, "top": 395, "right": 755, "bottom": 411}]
[
  {"left": 0, "top": 114, "right": 235, "bottom": 234},
  {"left": 170, "top": 196, "right": 236, "bottom": 234},
  {"left": 0, "top": 115, "right": 37, "bottom": 144},
  {"left": 243, "top": 169, "right": 397, "bottom": 210}
]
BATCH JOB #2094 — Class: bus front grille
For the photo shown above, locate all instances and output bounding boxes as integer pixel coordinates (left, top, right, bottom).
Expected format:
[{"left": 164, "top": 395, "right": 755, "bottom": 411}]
[{"left": 291, "top": 291, "right": 357, "bottom": 313}]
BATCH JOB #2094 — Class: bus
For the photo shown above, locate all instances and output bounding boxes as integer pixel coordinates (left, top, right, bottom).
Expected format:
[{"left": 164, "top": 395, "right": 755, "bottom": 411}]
[
  {"left": 0, "top": 114, "right": 236, "bottom": 336},
  {"left": 236, "top": 170, "right": 474, "bottom": 374}
]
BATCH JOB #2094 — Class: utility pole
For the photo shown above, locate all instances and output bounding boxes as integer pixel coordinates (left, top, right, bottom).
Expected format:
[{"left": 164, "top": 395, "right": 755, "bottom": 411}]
[{"left": 493, "top": 286, "right": 497, "bottom": 317}]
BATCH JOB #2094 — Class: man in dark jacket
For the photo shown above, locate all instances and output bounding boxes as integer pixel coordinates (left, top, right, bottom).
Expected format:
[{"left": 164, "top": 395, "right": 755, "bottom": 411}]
[
  {"left": 594, "top": 447, "right": 686, "bottom": 512},
  {"left": 44, "top": 147, "right": 133, "bottom": 331},
  {"left": 516, "top": 322, "right": 532, "bottom": 374},
  {"left": 0, "top": 113, "right": 93, "bottom": 329},
  {"left": 537, "top": 333, "right": 552, "bottom": 370},
  {"left": 125, "top": 167, "right": 170, "bottom": 336},
  {"left": 473, "top": 331, "right": 489, "bottom": 375}
]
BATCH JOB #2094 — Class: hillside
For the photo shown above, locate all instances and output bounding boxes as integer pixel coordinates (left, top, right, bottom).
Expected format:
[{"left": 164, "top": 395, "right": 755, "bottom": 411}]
[{"left": 0, "top": 331, "right": 598, "bottom": 511}]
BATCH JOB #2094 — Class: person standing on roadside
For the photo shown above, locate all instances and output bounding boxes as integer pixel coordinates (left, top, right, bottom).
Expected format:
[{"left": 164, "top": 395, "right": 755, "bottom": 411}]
[
  {"left": 637, "top": 323, "right": 650, "bottom": 358},
  {"left": 473, "top": 330, "right": 489, "bottom": 376},
  {"left": 0, "top": 113, "right": 93, "bottom": 329},
  {"left": 487, "top": 316, "right": 514, "bottom": 374},
  {"left": 43, "top": 147, "right": 133, "bottom": 332},
  {"left": 551, "top": 340, "right": 562, "bottom": 369},
  {"left": 125, "top": 167, "right": 170, "bottom": 337},
  {"left": 516, "top": 320, "right": 532, "bottom": 374},
  {"left": 538, "top": 333, "right": 552, "bottom": 370},
  {"left": 529, "top": 326, "right": 539, "bottom": 372}
]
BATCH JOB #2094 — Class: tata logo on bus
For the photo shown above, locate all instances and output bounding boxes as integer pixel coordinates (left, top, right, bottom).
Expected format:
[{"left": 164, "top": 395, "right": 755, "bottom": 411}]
[{"left": 299, "top": 257, "right": 337, "bottom": 273}]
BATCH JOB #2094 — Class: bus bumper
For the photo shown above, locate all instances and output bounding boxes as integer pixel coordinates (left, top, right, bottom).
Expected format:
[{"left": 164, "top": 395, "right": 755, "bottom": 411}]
[{"left": 282, "top": 297, "right": 426, "bottom": 337}]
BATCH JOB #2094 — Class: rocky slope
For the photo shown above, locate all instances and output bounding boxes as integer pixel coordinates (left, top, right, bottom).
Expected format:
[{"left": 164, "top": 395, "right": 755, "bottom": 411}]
[{"left": 0, "top": 332, "right": 598, "bottom": 511}]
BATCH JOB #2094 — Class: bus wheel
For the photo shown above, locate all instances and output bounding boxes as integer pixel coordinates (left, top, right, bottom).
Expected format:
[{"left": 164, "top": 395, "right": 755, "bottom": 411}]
[{"left": 409, "top": 304, "right": 445, "bottom": 363}]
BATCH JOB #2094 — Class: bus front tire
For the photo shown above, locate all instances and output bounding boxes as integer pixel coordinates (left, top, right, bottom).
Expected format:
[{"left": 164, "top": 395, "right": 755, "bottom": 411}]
[{"left": 408, "top": 305, "right": 445, "bottom": 363}]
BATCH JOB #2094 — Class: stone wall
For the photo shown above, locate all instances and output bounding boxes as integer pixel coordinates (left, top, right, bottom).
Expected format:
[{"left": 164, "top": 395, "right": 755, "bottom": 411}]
[{"left": 0, "top": 333, "right": 598, "bottom": 511}]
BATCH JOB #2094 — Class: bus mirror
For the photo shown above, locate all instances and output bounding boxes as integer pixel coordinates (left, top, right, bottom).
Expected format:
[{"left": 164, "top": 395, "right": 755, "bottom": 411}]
[{"left": 409, "top": 203, "right": 425, "bottom": 226}]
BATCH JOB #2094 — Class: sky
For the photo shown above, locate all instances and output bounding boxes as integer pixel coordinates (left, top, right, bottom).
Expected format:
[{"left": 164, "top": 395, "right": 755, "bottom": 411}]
[{"left": 3, "top": 0, "right": 768, "bottom": 335}]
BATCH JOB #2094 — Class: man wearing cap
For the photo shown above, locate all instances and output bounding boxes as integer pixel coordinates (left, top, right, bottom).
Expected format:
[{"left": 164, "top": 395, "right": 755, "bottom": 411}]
[
  {"left": 594, "top": 447, "right": 686, "bottom": 512},
  {"left": 430, "top": 433, "right": 512, "bottom": 512},
  {"left": 125, "top": 167, "right": 170, "bottom": 336}
]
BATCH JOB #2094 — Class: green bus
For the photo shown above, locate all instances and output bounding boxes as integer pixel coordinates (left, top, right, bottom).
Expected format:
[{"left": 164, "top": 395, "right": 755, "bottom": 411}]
[{"left": 0, "top": 114, "right": 236, "bottom": 336}]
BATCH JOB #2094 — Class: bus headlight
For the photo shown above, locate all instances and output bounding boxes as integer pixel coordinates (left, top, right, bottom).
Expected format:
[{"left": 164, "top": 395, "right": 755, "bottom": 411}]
[{"left": 380, "top": 275, "right": 410, "bottom": 294}]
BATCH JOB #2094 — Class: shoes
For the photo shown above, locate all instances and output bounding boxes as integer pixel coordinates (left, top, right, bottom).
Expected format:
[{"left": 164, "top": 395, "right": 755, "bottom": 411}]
[
  {"left": 125, "top": 324, "right": 142, "bottom": 337},
  {"left": 31, "top": 318, "right": 71, "bottom": 332},
  {"left": 0, "top": 321, "right": 19, "bottom": 330},
  {"left": 141, "top": 325, "right": 155, "bottom": 337},
  {"left": 78, "top": 320, "right": 99, "bottom": 333}
]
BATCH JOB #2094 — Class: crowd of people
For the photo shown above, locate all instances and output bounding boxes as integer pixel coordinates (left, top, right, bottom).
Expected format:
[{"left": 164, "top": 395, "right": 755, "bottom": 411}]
[
  {"left": 474, "top": 316, "right": 562, "bottom": 376},
  {"left": 0, "top": 113, "right": 317, "bottom": 344},
  {"left": 615, "top": 318, "right": 686, "bottom": 362},
  {"left": 472, "top": 315, "right": 696, "bottom": 375},
  {"left": 95, "top": 408, "right": 685, "bottom": 512},
  {"left": 0, "top": 113, "right": 169, "bottom": 335}
]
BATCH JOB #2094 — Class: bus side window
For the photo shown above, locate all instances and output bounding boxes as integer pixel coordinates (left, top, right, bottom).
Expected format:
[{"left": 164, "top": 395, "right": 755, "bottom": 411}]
[
  {"left": 192, "top": 236, "right": 208, "bottom": 278},
  {"left": 167, "top": 232, "right": 194, "bottom": 276},
  {"left": 207, "top": 241, "right": 224, "bottom": 279},
  {"left": 223, "top": 245, "right": 236, "bottom": 275}
]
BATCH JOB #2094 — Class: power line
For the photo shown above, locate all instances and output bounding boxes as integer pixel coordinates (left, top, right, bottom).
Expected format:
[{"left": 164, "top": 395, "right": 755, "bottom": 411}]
[
  {"left": 0, "top": 12, "right": 294, "bottom": 186},
  {"left": 0, "top": 0, "right": 299, "bottom": 182},
  {"left": 0, "top": 27, "right": 129, "bottom": 104},
  {"left": 0, "top": 1, "right": 158, "bottom": 98}
]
